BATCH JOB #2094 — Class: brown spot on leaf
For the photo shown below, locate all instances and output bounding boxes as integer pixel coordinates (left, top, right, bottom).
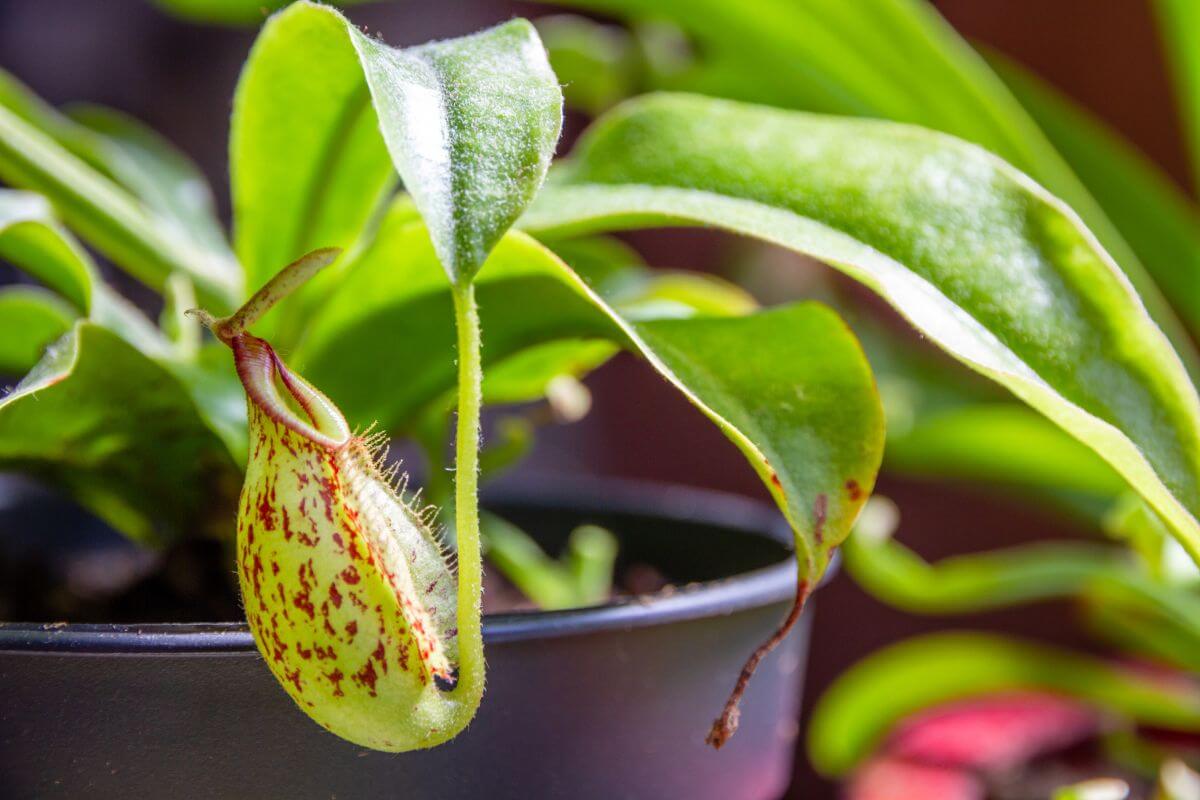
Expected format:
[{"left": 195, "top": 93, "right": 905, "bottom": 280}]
[{"left": 813, "top": 493, "right": 828, "bottom": 546}]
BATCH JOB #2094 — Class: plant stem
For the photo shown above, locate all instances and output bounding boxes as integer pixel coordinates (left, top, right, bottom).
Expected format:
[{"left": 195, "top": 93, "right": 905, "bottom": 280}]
[{"left": 451, "top": 281, "right": 485, "bottom": 708}]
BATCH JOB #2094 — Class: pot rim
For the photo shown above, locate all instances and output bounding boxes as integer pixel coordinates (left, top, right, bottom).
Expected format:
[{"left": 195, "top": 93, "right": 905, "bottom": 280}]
[{"left": 0, "top": 477, "right": 799, "bottom": 654}]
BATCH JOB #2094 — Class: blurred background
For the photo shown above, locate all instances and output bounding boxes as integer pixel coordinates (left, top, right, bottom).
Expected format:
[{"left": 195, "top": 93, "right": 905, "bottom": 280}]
[{"left": 0, "top": 1, "right": 1195, "bottom": 797}]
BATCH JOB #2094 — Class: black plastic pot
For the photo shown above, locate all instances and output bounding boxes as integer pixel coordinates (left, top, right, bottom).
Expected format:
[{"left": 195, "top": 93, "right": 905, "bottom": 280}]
[{"left": 0, "top": 481, "right": 811, "bottom": 800}]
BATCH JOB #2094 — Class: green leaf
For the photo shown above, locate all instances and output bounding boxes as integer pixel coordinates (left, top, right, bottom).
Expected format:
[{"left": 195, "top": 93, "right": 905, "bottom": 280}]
[
  {"left": 0, "top": 323, "right": 240, "bottom": 544},
  {"left": 0, "top": 189, "right": 169, "bottom": 355},
  {"left": 233, "top": 3, "right": 560, "bottom": 305},
  {"left": 635, "top": 307, "right": 883, "bottom": 576},
  {"left": 0, "top": 190, "right": 92, "bottom": 310},
  {"left": 230, "top": 1, "right": 394, "bottom": 291},
  {"left": 0, "top": 286, "right": 74, "bottom": 374},
  {"left": 843, "top": 499, "right": 1200, "bottom": 662},
  {"left": 1154, "top": 0, "right": 1200, "bottom": 192},
  {"left": 297, "top": 223, "right": 884, "bottom": 580},
  {"left": 0, "top": 75, "right": 240, "bottom": 308},
  {"left": 539, "top": 0, "right": 1198, "bottom": 362},
  {"left": 845, "top": 501, "right": 1125, "bottom": 613},
  {"left": 992, "top": 54, "right": 1200, "bottom": 337},
  {"left": 348, "top": 17, "right": 563, "bottom": 283},
  {"left": 522, "top": 93, "right": 1200, "bottom": 564},
  {"left": 807, "top": 632, "right": 1200, "bottom": 777}
]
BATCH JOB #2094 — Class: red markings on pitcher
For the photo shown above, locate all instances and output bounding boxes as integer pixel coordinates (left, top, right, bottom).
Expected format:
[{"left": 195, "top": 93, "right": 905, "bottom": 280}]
[{"left": 353, "top": 660, "right": 379, "bottom": 696}]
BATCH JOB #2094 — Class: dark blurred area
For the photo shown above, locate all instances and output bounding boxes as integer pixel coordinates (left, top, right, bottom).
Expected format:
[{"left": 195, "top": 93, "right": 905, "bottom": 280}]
[{"left": 0, "top": 1, "right": 1192, "bottom": 797}]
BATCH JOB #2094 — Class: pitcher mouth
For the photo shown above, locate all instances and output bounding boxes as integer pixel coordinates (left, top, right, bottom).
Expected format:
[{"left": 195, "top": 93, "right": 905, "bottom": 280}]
[{"left": 233, "top": 333, "right": 351, "bottom": 450}]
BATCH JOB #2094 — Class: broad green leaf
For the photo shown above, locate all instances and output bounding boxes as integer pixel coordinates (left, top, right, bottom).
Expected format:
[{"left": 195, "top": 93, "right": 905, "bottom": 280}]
[
  {"left": 993, "top": 55, "right": 1200, "bottom": 337},
  {"left": 807, "top": 632, "right": 1200, "bottom": 776},
  {"left": 540, "top": 0, "right": 1197, "bottom": 363},
  {"left": 348, "top": 16, "right": 563, "bottom": 283},
  {"left": 0, "top": 323, "right": 240, "bottom": 544},
  {"left": 1154, "top": 0, "right": 1200, "bottom": 193},
  {"left": 0, "top": 80, "right": 239, "bottom": 308},
  {"left": 878, "top": 52, "right": 1200, "bottom": 500},
  {"left": 521, "top": 93, "right": 1200, "bottom": 563},
  {"left": 230, "top": 1, "right": 394, "bottom": 290},
  {"left": 234, "top": 3, "right": 561, "bottom": 303},
  {"left": 297, "top": 224, "right": 884, "bottom": 580},
  {"left": 635, "top": 308, "right": 882, "bottom": 581},
  {"left": 0, "top": 286, "right": 74, "bottom": 374},
  {"left": 0, "top": 190, "right": 168, "bottom": 355}
]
